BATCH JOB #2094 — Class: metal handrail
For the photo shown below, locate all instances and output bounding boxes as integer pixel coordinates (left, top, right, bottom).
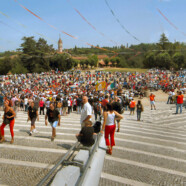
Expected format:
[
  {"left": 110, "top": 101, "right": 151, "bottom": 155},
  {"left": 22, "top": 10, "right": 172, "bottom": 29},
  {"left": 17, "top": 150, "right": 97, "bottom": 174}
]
[
  {"left": 37, "top": 141, "right": 79, "bottom": 186},
  {"left": 76, "top": 133, "right": 102, "bottom": 186}
]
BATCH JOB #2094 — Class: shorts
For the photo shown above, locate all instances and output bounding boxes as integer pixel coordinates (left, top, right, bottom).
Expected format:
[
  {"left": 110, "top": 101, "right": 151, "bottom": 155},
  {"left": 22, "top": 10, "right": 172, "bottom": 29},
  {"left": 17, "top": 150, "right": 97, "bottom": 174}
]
[
  {"left": 49, "top": 121, "right": 58, "bottom": 128},
  {"left": 150, "top": 101, "right": 155, "bottom": 105},
  {"left": 130, "top": 107, "right": 135, "bottom": 111},
  {"left": 115, "top": 116, "right": 121, "bottom": 122},
  {"left": 31, "top": 117, "right": 36, "bottom": 126}
]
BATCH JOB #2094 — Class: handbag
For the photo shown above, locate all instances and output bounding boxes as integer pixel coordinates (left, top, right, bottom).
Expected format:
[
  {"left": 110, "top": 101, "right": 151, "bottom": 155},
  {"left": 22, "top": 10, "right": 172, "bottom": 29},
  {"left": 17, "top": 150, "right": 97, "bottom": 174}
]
[{"left": 3, "top": 117, "right": 10, "bottom": 125}]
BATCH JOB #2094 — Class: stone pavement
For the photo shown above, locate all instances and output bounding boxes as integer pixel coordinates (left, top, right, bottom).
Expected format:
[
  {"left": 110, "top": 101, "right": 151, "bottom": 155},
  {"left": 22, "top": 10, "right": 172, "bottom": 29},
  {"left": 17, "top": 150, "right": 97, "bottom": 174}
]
[
  {"left": 0, "top": 102, "right": 186, "bottom": 186},
  {"left": 99, "top": 102, "right": 186, "bottom": 186},
  {"left": 0, "top": 111, "right": 81, "bottom": 186}
]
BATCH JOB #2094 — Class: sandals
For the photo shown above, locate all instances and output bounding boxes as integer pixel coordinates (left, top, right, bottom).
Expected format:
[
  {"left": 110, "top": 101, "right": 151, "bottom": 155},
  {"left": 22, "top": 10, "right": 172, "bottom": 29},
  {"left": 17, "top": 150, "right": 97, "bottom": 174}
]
[{"left": 106, "top": 148, "right": 112, "bottom": 155}]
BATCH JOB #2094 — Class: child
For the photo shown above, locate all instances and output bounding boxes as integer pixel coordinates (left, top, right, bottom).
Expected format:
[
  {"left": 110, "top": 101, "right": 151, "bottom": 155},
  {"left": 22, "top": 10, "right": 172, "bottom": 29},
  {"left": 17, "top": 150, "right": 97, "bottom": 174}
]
[{"left": 76, "top": 121, "right": 96, "bottom": 147}]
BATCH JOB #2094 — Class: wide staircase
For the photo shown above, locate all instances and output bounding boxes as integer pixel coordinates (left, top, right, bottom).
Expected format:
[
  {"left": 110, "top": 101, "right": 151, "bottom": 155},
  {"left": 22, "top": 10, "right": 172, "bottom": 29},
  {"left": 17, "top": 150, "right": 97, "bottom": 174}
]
[
  {"left": 0, "top": 111, "right": 81, "bottom": 186},
  {"left": 0, "top": 102, "right": 186, "bottom": 186},
  {"left": 99, "top": 102, "right": 186, "bottom": 186}
]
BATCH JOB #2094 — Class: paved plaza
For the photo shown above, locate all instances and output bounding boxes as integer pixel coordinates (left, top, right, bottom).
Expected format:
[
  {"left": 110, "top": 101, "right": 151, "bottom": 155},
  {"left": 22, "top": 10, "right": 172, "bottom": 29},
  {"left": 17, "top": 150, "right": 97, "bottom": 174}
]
[
  {"left": 0, "top": 102, "right": 186, "bottom": 186},
  {"left": 100, "top": 102, "right": 186, "bottom": 186}
]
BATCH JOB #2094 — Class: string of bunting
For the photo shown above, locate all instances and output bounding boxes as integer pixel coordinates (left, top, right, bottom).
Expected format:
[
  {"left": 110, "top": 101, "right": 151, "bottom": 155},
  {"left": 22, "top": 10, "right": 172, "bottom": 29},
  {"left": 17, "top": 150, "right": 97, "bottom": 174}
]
[
  {"left": 67, "top": 0, "right": 142, "bottom": 58},
  {"left": 157, "top": 8, "right": 186, "bottom": 37},
  {"left": 14, "top": 0, "right": 118, "bottom": 57},
  {"left": 0, "top": 20, "right": 25, "bottom": 36},
  {"left": 67, "top": 0, "right": 119, "bottom": 46},
  {"left": 0, "top": 10, "right": 56, "bottom": 43},
  {"left": 104, "top": 0, "right": 140, "bottom": 42}
]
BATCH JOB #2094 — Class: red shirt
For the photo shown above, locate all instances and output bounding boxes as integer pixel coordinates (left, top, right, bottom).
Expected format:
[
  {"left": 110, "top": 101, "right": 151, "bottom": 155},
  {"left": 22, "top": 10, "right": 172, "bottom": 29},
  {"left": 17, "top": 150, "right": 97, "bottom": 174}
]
[
  {"left": 177, "top": 95, "right": 184, "bottom": 104},
  {"left": 130, "top": 101, "right": 136, "bottom": 108},
  {"left": 102, "top": 99, "right": 109, "bottom": 107},
  {"left": 39, "top": 100, "right": 44, "bottom": 107},
  {"left": 150, "top": 95, "right": 155, "bottom": 101}
]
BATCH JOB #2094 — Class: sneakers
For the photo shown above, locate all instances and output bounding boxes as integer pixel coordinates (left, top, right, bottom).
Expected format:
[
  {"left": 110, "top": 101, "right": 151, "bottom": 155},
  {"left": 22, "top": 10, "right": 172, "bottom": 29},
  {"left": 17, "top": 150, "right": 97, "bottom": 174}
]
[
  {"left": 33, "top": 129, "right": 38, "bottom": 133},
  {"left": 29, "top": 131, "right": 32, "bottom": 136}
]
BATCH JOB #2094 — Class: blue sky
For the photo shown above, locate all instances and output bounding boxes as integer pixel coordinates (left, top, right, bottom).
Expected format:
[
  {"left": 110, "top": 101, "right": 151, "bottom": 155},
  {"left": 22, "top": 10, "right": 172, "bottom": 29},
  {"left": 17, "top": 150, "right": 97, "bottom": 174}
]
[{"left": 0, "top": 0, "right": 186, "bottom": 52}]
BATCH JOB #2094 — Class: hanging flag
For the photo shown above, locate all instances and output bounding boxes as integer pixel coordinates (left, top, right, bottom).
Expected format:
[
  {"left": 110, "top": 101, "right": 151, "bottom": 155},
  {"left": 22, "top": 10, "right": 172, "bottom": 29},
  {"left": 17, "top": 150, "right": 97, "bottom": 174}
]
[
  {"left": 95, "top": 81, "right": 107, "bottom": 91},
  {"left": 107, "top": 82, "right": 115, "bottom": 90}
]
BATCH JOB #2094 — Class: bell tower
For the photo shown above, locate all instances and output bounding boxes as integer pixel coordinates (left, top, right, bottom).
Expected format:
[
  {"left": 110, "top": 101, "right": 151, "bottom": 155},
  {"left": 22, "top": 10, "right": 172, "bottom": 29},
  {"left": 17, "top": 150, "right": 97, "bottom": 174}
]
[{"left": 58, "top": 35, "right": 63, "bottom": 53}]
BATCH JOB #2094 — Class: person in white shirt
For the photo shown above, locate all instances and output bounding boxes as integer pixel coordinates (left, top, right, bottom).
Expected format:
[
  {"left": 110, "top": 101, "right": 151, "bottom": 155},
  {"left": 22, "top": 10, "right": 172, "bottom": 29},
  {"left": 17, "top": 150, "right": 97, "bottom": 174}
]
[
  {"left": 24, "top": 96, "right": 28, "bottom": 112},
  {"left": 167, "top": 91, "right": 172, "bottom": 104},
  {"left": 80, "top": 96, "right": 92, "bottom": 128}
]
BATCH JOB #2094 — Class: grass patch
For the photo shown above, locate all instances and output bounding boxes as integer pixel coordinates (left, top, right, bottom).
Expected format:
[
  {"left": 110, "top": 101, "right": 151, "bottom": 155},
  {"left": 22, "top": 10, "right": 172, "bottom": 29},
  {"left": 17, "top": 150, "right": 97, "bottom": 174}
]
[{"left": 98, "top": 68, "right": 148, "bottom": 73}]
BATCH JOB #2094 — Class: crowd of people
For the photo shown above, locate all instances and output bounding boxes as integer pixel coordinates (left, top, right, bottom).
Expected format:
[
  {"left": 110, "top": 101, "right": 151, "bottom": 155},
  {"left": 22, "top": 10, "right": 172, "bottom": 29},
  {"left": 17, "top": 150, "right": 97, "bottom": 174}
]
[{"left": 0, "top": 69, "right": 185, "bottom": 155}]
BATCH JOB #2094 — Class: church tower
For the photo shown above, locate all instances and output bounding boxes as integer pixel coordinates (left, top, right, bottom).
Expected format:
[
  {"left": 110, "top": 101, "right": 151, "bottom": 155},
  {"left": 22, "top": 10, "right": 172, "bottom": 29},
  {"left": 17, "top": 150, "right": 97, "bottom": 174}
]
[{"left": 58, "top": 35, "right": 63, "bottom": 53}]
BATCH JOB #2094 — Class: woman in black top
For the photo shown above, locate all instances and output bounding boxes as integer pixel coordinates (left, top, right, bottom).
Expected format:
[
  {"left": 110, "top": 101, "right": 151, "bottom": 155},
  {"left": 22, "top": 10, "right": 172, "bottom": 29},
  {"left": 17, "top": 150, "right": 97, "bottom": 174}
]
[
  {"left": 0, "top": 100, "right": 16, "bottom": 144},
  {"left": 28, "top": 102, "right": 39, "bottom": 136}
]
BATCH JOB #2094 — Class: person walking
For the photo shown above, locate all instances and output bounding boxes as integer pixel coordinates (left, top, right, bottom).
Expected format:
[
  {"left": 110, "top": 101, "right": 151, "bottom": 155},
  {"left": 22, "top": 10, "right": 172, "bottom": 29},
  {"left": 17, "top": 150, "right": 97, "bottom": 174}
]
[
  {"left": 62, "top": 97, "right": 68, "bottom": 116},
  {"left": 24, "top": 96, "right": 28, "bottom": 112},
  {"left": 112, "top": 96, "right": 123, "bottom": 132},
  {"left": 0, "top": 100, "right": 16, "bottom": 144},
  {"left": 80, "top": 96, "right": 92, "bottom": 128},
  {"left": 136, "top": 100, "right": 144, "bottom": 121},
  {"left": 176, "top": 91, "right": 184, "bottom": 114},
  {"left": 101, "top": 103, "right": 123, "bottom": 155},
  {"left": 39, "top": 98, "right": 45, "bottom": 115},
  {"left": 101, "top": 95, "right": 109, "bottom": 111},
  {"left": 77, "top": 95, "right": 82, "bottom": 114},
  {"left": 45, "top": 103, "right": 61, "bottom": 141},
  {"left": 28, "top": 101, "right": 39, "bottom": 136},
  {"left": 129, "top": 98, "right": 136, "bottom": 115},
  {"left": 150, "top": 93, "right": 156, "bottom": 110},
  {"left": 93, "top": 98, "right": 102, "bottom": 121}
]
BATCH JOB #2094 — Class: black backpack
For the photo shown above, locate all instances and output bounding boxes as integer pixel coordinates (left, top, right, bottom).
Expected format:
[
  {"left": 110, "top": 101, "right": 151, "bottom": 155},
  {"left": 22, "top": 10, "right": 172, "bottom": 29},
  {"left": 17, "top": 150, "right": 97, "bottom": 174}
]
[
  {"left": 63, "top": 100, "right": 68, "bottom": 107},
  {"left": 93, "top": 121, "right": 101, "bottom": 133}
]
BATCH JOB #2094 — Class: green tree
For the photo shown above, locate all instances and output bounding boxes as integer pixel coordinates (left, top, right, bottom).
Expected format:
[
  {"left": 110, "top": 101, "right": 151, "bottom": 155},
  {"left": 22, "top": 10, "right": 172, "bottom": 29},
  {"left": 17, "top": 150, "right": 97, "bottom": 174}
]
[
  {"left": 172, "top": 52, "right": 184, "bottom": 69},
  {"left": 88, "top": 55, "right": 98, "bottom": 68},
  {"left": 157, "top": 33, "right": 171, "bottom": 50},
  {"left": 104, "top": 58, "right": 109, "bottom": 66},
  {"left": 20, "top": 36, "right": 37, "bottom": 55},
  {"left": 0, "top": 57, "right": 12, "bottom": 74},
  {"left": 11, "top": 57, "right": 28, "bottom": 74},
  {"left": 143, "top": 52, "right": 156, "bottom": 68},
  {"left": 156, "top": 52, "right": 171, "bottom": 69}
]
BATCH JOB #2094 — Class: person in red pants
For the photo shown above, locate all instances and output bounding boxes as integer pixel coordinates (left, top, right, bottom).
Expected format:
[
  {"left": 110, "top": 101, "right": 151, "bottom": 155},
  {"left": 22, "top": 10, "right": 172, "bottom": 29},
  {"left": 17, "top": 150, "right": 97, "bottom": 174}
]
[
  {"left": 0, "top": 100, "right": 16, "bottom": 144},
  {"left": 101, "top": 103, "right": 123, "bottom": 155}
]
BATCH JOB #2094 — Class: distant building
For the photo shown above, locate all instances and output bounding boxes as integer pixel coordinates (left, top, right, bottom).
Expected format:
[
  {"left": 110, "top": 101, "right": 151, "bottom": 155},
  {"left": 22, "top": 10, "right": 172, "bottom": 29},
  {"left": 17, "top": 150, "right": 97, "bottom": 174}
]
[
  {"left": 72, "top": 55, "right": 110, "bottom": 67},
  {"left": 58, "top": 36, "right": 63, "bottom": 53}
]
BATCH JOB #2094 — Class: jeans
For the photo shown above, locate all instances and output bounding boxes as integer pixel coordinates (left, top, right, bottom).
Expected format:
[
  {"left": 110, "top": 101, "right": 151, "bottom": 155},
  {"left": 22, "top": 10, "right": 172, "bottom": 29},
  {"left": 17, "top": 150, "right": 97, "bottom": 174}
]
[
  {"left": 94, "top": 111, "right": 102, "bottom": 121},
  {"left": 167, "top": 96, "right": 171, "bottom": 104},
  {"left": 137, "top": 110, "right": 141, "bottom": 120},
  {"left": 176, "top": 104, "right": 183, "bottom": 114},
  {"left": 77, "top": 106, "right": 81, "bottom": 114},
  {"left": 25, "top": 104, "right": 28, "bottom": 112}
]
